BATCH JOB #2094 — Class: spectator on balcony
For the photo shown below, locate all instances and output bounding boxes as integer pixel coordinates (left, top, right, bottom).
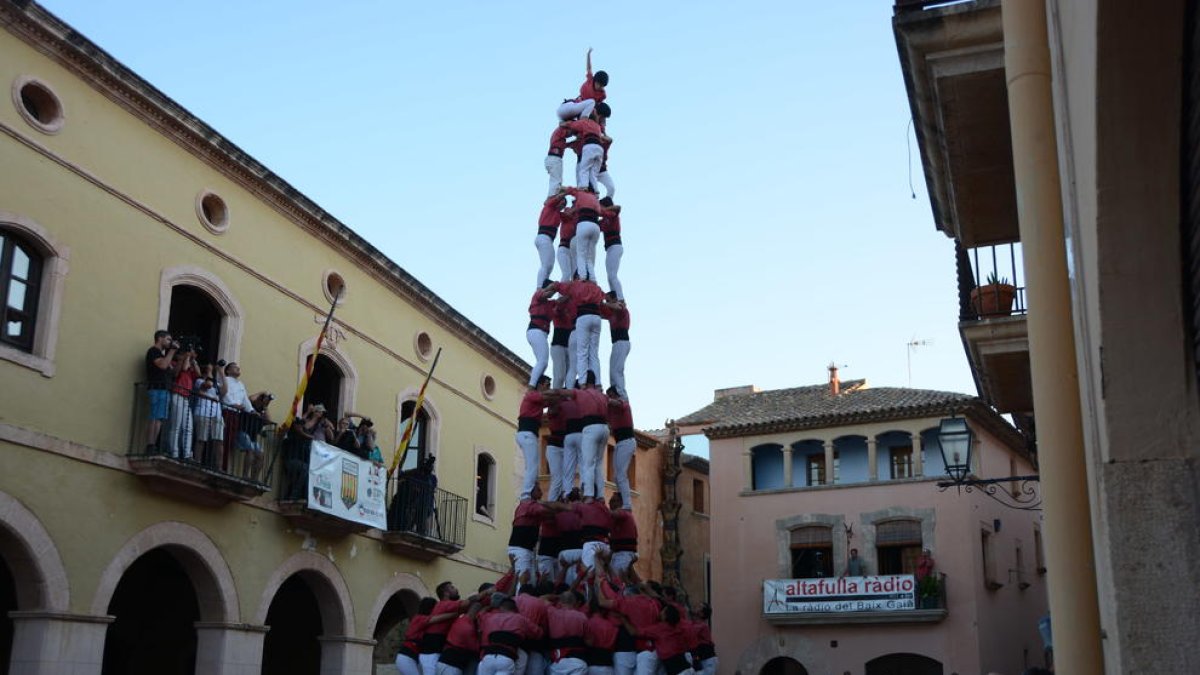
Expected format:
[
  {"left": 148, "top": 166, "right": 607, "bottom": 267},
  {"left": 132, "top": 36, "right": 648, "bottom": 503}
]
[
  {"left": 395, "top": 456, "right": 439, "bottom": 536},
  {"left": 221, "top": 362, "right": 264, "bottom": 457},
  {"left": 163, "top": 345, "right": 200, "bottom": 459},
  {"left": 296, "top": 403, "right": 335, "bottom": 443},
  {"left": 144, "top": 330, "right": 179, "bottom": 452},
  {"left": 843, "top": 548, "right": 867, "bottom": 578},
  {"left": 193, "top": 363, "right": 227, "bottom": 468},
  {"left": 916, "top": 549, "right": 936, "bottom": 582}
]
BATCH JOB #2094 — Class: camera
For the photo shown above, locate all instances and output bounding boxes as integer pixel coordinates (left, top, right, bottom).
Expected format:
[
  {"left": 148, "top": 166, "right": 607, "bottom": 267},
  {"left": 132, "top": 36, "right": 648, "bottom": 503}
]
[
  {"left": 175, "top": 335, "right": 203, "bottom": 354},
  {"left": 217, "top": 359, "right": 227, "bottom": 367},
  {"left": 266, "top": 393, "right": 276, "bottom": 401}
]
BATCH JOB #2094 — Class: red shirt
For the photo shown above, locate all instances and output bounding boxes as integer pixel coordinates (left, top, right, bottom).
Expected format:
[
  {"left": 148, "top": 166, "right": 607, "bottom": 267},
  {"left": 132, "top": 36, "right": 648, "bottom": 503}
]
[
  {"left": 402, "top": 614, "right": 430, "bottom": 652},
  {"left": 556, "top": 504, "right": 583, "bottom": 549},
  {"left": 642, "top": 623, "right": 691, "bottom": 660},
  {"left": 538, "top": 196, "right": 565, "bottom": 235},
  {"left": 613, "top": 595, "right": 661, "bottom": 650},
  {"left": 552, "top": 294, "right": 577, "bottom": 330},
  {"left": 564, "top": 187, "right": 602, "bottom": 216},
  {"left": 607, "top": 397, "right": 633, "bottom": 431},
  {"left": 515, "top": 593, "right": 549, "bottom": 633},
  {"left": 519, "top": 388, "right": 548, "bottom": 422},
  {"left": 586, "top": 613, "right": 620, "bottom": 651},
  {"left": 685, "top": 620, "right": 713, "bottom": 649},
  {"left": 548, "top": 125, "right": 572, "bottom": 157},
  {"left": 563, "top": 118, "right": 604, "bottom": 145},
  {"left": 567, "top": 280, "right": 605, "bottom": 316},
  {"left": 559, "top": 210, "right": 580, "bottom": 244},
  {"left": 574, "top": 387, "right": 610, "bottom": 420},
  {"left": 529, "top": 290, "right": 557, "bottom": 334},
  {"left": 426, "top": 600, "right": 463, "bottom": 637},
  {"left": 547, "top": 400, "right": 570, "bottom": 438},
  {"left": 577, "top": 499, "right": 611, "bottom": 541},
  {"left": 513, "top": 500, "right": 553, "bottom": 528},
  {"left": 480, "top": 610, "right": 540, "bottom": 655},
  {"left": 172, "top": 368, "right": 195, "bottom": 396},
  {"left": 578, "top": 71, "right": 607, "bottom": 104},
  {"left": 610, "top": 508, "right": 638, "bottom": 551},
  {"left": 445, "top": 614, "right": 480, "bottom": 652},
  {"left": 600, "top": 210, "right": 621, "bottom": 248},
  {"left": 546, "top": 604, "right": 589, "bottom": 646}
]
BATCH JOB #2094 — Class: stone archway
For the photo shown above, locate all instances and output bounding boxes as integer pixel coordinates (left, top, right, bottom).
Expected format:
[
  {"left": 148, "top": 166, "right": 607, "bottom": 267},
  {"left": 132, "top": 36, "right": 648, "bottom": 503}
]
[{"left": 257, "top": 552, "right": 356, "bottom": 675}]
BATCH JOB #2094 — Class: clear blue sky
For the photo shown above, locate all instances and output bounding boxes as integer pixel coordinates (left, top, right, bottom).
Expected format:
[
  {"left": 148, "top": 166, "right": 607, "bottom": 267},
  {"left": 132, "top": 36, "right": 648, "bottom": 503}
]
[{"left": 44, "top": 1, "right": 976, "bottom": 438}]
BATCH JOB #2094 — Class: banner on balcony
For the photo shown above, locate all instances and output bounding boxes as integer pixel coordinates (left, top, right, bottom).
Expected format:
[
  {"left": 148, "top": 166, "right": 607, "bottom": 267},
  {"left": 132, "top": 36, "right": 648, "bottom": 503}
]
[
  {"left": 763, "top": 575, "right": 917, "bottom": 614},
  {"left": 307, "top": 441, "right": 387, "bottom": 529}
]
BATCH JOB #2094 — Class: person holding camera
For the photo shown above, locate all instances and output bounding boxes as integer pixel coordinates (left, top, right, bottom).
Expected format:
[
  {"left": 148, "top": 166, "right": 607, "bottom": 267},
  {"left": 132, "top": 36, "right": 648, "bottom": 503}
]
[
  {"left": 144, "top": 330, "right": 179, "bottom": 451},
  {"left": 296, "top": 403, "right": 335, "bottom": 443},
  {"left": 192, "top": 363, "right": 227, "bottom": 468},
  {"left": 164, "top": 343, "right": 200, "bottom": 459}
]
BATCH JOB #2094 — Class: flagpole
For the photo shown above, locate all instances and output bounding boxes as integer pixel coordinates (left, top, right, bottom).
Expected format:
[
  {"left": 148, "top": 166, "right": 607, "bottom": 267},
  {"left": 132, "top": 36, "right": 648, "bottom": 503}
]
[
  {"left": 390, "top": 347, "right": 443, "bottom": 477},
  {"left": 279, "top": 292, "right": 341, "bottom": 434}
]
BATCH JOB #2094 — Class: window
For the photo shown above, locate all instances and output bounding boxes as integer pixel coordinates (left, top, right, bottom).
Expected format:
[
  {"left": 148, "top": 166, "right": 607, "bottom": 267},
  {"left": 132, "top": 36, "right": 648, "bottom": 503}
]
[
  {"left": 13, "top": 76, "right": 64, "bottom": 134},
  {"left": 1034, "top": 526, "right": 1046, "bottom": 575},
  {"left": 167, "top": 284, "right": 223, "bottom": 361},
  {"left": 807, "top": 451, "right": 839, "bottom": 486},
  {"left": 876, "top": 519, "right": 922, "bottom": 575},
  {"left": 1015, "top": 539, "right": 1030, "bottom": 590},
  {"left": 414, "top": 331, "right": 434, "bottom": 361},
  {"left": 481, "top": 374, "right": 497, "bottom": 400},
  {"left": 1, "top": 230, "right": 43, "bottom": 352},
  {"left": 890, "top": 445, "right": 914, "bottom": 479},
  {"left": 475, "top": 453, "right": 495, "bottom": 518},
  {"left": 323, "top": 270, "right": 347, "bottom": 305},
  {"left": 751, "top": 444, "right": 785, "bottom": 490},
  {"left": 195, "top": 190, "right": 229, "bottom": 234},
  {"left": 693, "top": 478, "right": 705, "bottom": 513},
  {"left": 789, "top": 526, "right": 833, "bottom": 578},
  {"left": 399, "top": 401, "right": 430, "bottom": 472},
  {"left": 981, "top": 528, "right": 1002, "bottom": 590},
  {"left": 305, "top": 354, "right": 343, "bottom": 419}
]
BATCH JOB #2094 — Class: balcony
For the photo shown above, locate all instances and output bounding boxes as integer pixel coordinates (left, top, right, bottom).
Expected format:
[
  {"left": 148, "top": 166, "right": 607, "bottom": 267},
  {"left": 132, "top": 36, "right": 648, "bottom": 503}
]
[
  {"left": 275, "top": 436, "right": 381, "bottom": 537},
  {"left": 381, "top": 477, "right": 468, "bottom": 560},
  {"left": 128, "top": 383, "right": 277, "bottom": 507},
  {"left": 763, "top": 573, "right": 948, "bottom": 626},
  {"left": 956, "top": 242, "right": 1032, "bottom": 418}
]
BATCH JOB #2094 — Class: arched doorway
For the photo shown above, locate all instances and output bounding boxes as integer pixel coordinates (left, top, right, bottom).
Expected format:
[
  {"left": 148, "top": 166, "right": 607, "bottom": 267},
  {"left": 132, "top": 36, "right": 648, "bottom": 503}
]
[
  {"left": 372, "top": 589, "right": 420, "bottom": 667},
  {"left": 167, "top": 284, "right": 223, "bottom": 364},
  {"left": 263, "top": 574, "right": 324, "bottom": 675},
  {"left": 101, "top": 548, "right": 200, "bottom": 675},
  {"left": 306, "top": 354, "right": 343, "bottom": 420},
  {"left": 865, "top": 653, "right": 943, "bottom": 675},
  {"left": 760, "top": 656, "right": 809, "bottom": 675},
  {"left": 0, "top": 556, "right": 15, "bottom": 675}
]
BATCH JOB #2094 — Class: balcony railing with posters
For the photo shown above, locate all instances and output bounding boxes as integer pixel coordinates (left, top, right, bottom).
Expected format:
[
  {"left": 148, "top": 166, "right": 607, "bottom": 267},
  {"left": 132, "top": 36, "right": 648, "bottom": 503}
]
[
  {"left": 128, "top": 382, "right": 278, "bottom": 506},
  {"left": 380, "top": 475, "right": 468, "bottom": 560}
]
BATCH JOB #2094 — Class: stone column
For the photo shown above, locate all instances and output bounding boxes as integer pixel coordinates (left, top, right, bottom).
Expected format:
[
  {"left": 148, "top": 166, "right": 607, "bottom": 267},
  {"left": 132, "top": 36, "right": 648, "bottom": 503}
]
[
  {"left": 866, "top": 438, "right": 878, "bottom": 481},
  {"left": 194, "top": 622, "right": 269, "bottom": 675},
  {"left": 7, "top": 610, "right": 113, "bottom": 675},
  {"left": 742, "top": 450, "right": 753, "bottom": 490},
  {"left": 782, "top": 446, "right": 793, "bottom": 488},
  {"left": 319, "top": 635, "right": 377, "bottom": 675},
  {"left": 823, "top": 441, "right": 835, "bottom": 485},
  {"left": 1003, "top": 1, "right": 1103, "bottom": 670},
  {"left": 912, "top": 432, "right": 924, "bottom": 477}
]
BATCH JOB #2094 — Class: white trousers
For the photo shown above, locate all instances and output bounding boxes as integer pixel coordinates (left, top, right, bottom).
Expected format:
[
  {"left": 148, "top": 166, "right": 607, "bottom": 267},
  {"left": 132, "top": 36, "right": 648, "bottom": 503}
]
[
  {"left": 611, "top": 550, "right": 637, "bottom": 576},
  {"left": 537, "top": 554, "right": 559, "bottom": 582},
  {"left": 545, "top": 155, "right": 564, "bottom": 197},
  {"left": 535, "top": 235, "right": 556, "bottom": 288},
  {"left": 613, "top": 437, "right": 635, "bottom": 508},
  {"left": 605, "top": 244, "right": 624, "bottom": 301},
  {"left": 508, "top": 545, "right": 537, "bottom": 583},
  {"left": 479, "top": 654, "right": 517, "bottom": 675},
  {"left": 634, "top": 651, "right": 658, "bottom": 675},
  {"left": 559, "top": 548, "right": 583, "bottom": 586},
  {"left": 527, "top": 651, "right": 548, "bottom": 675},
  {"left": 527, "top": 328, "right": 550, "bottom": 387},
  {"left": 574, "top": 315, "right": 603, "bottom": 385},
  {"left": 574, "top": 221, "right": 601, "bottom": 282},
  {"left": 420, "top": 653, "right": 442, "bottom": 675},
  {"left": 436, "top": 663, "right": 465, "bottom": 675},
  {"left": 546, "top": 442, "right": 564, "bottom": 500},
  {"left": 557, "top": 242, "right": 575, "bottom": 282},
  {"left": 609, "top": 339, "right": 630, "bottom": 399},
  {"left": 164, "top": 393, "right": 193, "bottom": 458},
  {"left": 613, "top": 652, "right": 636, "bottom": 675},
  {"left": 516, "top": 430, "right": 541, "bottom": 500},
  {"left": 576, "top": 144, "right": 604, "bottom": 192},
  {"left": 588, "top": 666, "right": 614, "bottom": 675},
  {"left": 597, "top": 170, "right": 615, "bottom": 199},
  {"left": 582, "top": 540, "right": 611, "bottom": 570},
  {"left": 398, "top": 654, "right": 423, "bottom": 675},
  {"left": 557, "top": 99, "right": 595, "bottom": 121},
  {"left": 580, "top": 423, "right": 609, "bottom": 498},
  {"left": 563, "top": 432, "right": 582, "bottom": 492},
  {"left": 697, "top": 657, "right": 718, "bottom": 675},
  {"left": 565, "top": 329, "right": 580, "bottom": 387},
  {"left": 551, "top": 332, "right": 570, "bottom": 390},
  {"left": 550, "top": 657, "right": 588, "bottom": 675}
]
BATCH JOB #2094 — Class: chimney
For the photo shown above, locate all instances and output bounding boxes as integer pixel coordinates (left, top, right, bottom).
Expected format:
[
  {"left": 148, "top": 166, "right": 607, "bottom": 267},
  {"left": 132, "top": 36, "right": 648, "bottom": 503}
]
[
  {"left": 714, "top": 385, "right": 759, "bottom": 401},
  {"left": 828, "top": 363, "right": 840, "bottom": 396}
]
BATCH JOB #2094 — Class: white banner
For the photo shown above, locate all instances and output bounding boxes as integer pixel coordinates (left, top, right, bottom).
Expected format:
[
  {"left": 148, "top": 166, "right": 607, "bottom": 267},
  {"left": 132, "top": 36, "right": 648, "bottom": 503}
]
[
  {"left": 763, "top": 576, "right": 916, "bottom": 614},
  {"left": 306, "top": 440, "right": 387, "bottom": 529}
]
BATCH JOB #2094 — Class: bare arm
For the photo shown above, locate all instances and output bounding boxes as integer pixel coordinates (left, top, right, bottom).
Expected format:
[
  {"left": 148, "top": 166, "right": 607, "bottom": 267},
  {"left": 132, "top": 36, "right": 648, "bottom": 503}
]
[{"left": 586, "top": 48, "right": 593, "bottom": 79}]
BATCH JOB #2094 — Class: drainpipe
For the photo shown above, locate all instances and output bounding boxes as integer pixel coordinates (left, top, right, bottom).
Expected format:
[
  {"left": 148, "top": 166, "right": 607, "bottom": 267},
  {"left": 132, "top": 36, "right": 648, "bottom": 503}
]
[{"left": 1002, "top": 1, "right": 1104, "bottom": 672}]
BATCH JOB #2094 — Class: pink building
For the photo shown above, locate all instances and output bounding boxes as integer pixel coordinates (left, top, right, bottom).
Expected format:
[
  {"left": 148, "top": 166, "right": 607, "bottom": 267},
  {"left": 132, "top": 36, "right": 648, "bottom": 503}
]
[{"left": 676, "top": 371, "right": 1048, "bottom": 675}]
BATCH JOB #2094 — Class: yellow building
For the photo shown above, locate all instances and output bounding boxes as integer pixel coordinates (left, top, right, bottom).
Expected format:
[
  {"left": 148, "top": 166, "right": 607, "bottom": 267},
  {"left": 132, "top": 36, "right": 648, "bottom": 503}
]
[{"left": 0, "top": 2, "right": 543, "bottom": 673}]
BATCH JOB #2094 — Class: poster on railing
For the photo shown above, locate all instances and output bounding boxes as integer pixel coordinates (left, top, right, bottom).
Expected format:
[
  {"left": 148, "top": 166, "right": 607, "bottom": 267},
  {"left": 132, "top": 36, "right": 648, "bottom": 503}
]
[
  {"left": 763, "top": 576, "right": 916, "bottom": 614},
  {"left": 306, "top": 440, "right": 387, "bottom": 529}
]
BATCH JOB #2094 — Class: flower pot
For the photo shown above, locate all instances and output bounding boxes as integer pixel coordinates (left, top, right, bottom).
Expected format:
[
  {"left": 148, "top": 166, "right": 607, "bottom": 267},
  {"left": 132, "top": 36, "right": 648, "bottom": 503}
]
[{"left": 970, "top": 283, "right": 1016, "bottom": 317}]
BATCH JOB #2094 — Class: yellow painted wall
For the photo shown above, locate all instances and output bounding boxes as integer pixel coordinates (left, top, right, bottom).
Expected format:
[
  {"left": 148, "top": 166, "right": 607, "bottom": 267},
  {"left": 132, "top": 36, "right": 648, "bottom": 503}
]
[{"left": 0, "top": 19, "right": 526, "bottom": 630}]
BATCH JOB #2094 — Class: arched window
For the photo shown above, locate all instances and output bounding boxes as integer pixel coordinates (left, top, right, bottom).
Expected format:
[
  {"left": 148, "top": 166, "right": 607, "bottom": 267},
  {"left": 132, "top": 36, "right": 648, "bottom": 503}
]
[
  {"left": 790, "top": 525, "right": 833, "bottom": 578},
  {"left": 750, "top": 444, "right": 785, "bottom": 490},
  {"left": 399, "top": 400, "right": 431, "bottom": 472},
  {"left": 305, "top": 354, "right": 343, "bottom": 419},
  {"left": 158, "top": 267, "right": 243, "bottom": 364},
  {"left": 475, "top": 452, "right": 496, "bottom": 519},
  {"left": 167, "top": 285, "right": 223, "bottom": 362},
  {"left": 876, "top": 519, "right": 924, "bottom": 575},
  {"left": 0, "top": 229, "right": 43, "bottom": 353}
]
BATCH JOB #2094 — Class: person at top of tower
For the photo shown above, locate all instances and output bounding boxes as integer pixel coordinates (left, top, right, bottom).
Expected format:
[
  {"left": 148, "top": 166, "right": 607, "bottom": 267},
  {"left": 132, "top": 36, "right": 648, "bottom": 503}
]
[{"left": 557, "top": 48, "right": 609, "bottom": 121}]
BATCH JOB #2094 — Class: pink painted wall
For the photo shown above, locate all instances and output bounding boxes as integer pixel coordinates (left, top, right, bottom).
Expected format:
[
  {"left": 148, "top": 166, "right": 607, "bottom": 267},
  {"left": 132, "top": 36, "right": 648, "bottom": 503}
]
[{"left": 706, "top": 416, "right": 1048, "bottom": 675}]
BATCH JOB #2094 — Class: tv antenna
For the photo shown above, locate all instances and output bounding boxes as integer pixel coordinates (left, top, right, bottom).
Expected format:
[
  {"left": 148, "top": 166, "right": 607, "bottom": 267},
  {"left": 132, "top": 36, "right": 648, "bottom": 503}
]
[{"left": 906, "top": 337, "right": 933, "bottom": 386}]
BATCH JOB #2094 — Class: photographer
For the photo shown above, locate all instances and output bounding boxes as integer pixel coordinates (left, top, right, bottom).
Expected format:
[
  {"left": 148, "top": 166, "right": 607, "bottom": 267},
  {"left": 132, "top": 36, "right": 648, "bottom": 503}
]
[
  {"left": 163, "top": 342, "right": 200, "bottom": 459},
  {"left": 295, "top": 403, "right": 335, "bottom": 442},
  {"left": 143, "top": 330, "right": 178, "bottom": 452},
  {"left": 332, "top": 412, "right": 379, "bottom": 461},
  {"left": 192, "top": 363, "right": 227, "bottom": 468}
]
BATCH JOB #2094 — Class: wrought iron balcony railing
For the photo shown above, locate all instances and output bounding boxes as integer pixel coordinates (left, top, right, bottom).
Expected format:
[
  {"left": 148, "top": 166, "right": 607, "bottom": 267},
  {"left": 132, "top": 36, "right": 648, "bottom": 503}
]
[{"left": 957, "top": 242, "right": 1028, "bottom": 320}]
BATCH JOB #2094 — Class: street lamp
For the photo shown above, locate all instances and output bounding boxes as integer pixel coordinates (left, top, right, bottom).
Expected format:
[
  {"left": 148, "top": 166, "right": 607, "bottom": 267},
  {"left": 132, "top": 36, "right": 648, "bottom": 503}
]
[
  {"left": 935, "top": 415, "right": 1041, "bottom": 510},
  {"left": 937, "top": 417, "right": 973, "bottom": 483}
]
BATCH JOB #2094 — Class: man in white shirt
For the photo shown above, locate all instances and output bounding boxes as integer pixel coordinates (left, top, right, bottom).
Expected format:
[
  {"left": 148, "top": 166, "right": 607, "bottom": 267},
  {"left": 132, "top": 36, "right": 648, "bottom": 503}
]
[{"left": 222, "top": 362, "right": 266, "bottom": 473}]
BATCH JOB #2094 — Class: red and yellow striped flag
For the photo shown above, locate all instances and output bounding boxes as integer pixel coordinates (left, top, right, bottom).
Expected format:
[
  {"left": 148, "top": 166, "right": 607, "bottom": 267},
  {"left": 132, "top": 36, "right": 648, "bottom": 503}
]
[
  {"left": 280, "top": 295, "right": 339, "bottom": 433},
  {"left": 390, "top": 347, "right": 442, "bottom": 476}
]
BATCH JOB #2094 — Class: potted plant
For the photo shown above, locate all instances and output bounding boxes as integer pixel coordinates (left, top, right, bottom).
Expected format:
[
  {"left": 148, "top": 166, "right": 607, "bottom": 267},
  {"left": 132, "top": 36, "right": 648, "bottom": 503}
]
[
  {"left": 918, "top": 574, "right": 941, "bottom": 609},
  {"left": 970, "top": 271, "right": 1016, "bottom": 316}
]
